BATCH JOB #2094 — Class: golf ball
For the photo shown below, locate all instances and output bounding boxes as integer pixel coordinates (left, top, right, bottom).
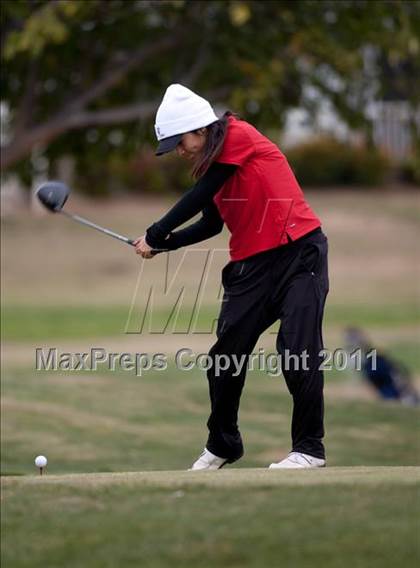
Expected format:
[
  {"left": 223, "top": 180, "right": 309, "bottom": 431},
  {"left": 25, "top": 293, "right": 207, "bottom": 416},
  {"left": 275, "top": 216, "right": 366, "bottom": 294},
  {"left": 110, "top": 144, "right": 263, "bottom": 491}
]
[{"left": 35, "top": 455, "right": 47, "bottom": 468}]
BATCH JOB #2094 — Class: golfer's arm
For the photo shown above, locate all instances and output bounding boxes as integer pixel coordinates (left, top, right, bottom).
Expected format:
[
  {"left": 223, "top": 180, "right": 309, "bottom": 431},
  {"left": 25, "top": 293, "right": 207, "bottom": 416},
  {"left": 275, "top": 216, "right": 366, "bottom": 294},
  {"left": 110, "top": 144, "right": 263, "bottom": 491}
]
[
  {"left": 163, "top": 201, "right": 224, "bottom": 250},
  {"left": 145, "top": 162, "right": 236, "bottom": 248}
]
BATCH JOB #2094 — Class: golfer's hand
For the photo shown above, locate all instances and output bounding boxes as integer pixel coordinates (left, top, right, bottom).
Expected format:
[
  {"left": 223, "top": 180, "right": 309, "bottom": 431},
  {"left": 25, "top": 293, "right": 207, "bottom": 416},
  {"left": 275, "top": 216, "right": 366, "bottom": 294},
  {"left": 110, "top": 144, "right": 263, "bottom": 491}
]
[{"left": 133, "top": 236, "right": 154, "bottom": 259}]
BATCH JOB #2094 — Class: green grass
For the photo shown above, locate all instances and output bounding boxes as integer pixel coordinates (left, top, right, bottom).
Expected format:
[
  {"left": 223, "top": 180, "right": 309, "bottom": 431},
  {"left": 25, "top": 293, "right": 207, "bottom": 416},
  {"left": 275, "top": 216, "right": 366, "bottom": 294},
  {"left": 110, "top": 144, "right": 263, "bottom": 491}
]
[
  {"left": 2, "top": 366, "right": 420, "bottom": 476},
  {"left": 1, "top": 305, "right": 220, "bottom": 341},
  {"left": 386, "top": 342, "right": 420, "bottom": 374},
  {"left": 2, "top": 302, "right": 420, "bottom": 342},
  {"left": 2, "top": 468, "right": 419, "bottom": 568},
  {"left": 3, "top": 331, "right": 419, "bottom": 568}
]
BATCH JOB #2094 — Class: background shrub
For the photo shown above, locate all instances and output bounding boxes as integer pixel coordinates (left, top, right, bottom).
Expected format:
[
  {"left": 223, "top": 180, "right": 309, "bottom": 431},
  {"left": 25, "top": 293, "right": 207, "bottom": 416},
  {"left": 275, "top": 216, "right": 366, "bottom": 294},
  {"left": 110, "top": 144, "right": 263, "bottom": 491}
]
[
  {"left": 285, "top": 137, "right": 391, "bottom": 187},
  {"left": 399, "top": 156, "right": 420, "bottom": 186},
  {"left": 74, "top": 148, "right": 192, "bottom": 196}
]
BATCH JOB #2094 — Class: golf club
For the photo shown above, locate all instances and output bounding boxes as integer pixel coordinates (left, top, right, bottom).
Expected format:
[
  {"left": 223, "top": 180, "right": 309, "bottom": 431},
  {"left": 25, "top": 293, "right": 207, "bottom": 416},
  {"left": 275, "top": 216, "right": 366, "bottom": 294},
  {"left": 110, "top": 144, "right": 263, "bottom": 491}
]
[{"left": 36, "top": 181, "right": 167, "bottom": 253}]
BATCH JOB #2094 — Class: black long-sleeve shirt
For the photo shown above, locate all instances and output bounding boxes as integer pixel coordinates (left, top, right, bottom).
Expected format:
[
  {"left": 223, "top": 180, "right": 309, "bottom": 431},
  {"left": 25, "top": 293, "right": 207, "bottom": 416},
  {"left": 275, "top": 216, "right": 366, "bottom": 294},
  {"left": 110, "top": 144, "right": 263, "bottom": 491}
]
[{"left": 145, "top": 163, "right": 237, "bottom": 251}]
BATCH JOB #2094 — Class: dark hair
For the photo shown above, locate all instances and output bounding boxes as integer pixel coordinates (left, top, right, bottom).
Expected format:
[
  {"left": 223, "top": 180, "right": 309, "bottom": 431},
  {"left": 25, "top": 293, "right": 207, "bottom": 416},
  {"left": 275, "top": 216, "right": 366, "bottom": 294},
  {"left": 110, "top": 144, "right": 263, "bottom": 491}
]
[{"left": 192, "top": 111, "right": 237, "bottom": 179}]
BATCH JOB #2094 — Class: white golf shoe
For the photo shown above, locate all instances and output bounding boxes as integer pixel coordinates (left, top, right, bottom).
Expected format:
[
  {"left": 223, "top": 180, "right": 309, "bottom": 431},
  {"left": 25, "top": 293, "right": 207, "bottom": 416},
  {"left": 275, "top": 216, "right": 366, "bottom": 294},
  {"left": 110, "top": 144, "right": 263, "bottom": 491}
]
[
  {"left": 189, "top": 448, "right": 228, "bottom": 471},
  {"left": 269, "top": 452, "right": 326, "bottom": 469}
]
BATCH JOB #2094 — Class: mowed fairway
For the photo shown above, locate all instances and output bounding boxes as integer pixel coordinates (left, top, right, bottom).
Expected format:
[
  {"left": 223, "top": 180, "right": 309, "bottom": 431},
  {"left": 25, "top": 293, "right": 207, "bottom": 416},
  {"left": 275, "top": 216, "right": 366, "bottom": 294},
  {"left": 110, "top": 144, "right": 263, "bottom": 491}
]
[
  {"left": 2, "top": 468, "right": 419, "bottom": 568},
  {"left": 1, "top": 189, "right": 420, "bottom": 567}
]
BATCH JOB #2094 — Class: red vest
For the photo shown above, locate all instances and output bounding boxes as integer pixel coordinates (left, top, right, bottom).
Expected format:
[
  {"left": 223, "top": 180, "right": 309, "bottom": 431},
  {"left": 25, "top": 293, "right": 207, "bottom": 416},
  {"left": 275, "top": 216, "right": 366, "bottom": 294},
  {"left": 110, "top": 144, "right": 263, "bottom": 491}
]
[{"left": 214, "top": 116, "right": 322, "bottom": 260}]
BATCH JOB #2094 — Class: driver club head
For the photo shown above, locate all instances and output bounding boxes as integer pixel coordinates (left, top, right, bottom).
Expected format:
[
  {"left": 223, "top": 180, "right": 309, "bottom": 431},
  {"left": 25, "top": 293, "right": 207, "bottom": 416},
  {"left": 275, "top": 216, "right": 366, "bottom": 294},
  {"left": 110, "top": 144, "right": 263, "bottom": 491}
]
[{"left": 36, "top": 181, "right": 70, "bottom": 212}]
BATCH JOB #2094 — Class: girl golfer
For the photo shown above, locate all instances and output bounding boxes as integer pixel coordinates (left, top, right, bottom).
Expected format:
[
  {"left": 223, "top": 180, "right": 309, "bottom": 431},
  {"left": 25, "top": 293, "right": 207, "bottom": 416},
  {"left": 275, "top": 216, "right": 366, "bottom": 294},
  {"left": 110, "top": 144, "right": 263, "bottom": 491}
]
[{"left": 134, "top": 84, "right": 329, "bottom": 470}]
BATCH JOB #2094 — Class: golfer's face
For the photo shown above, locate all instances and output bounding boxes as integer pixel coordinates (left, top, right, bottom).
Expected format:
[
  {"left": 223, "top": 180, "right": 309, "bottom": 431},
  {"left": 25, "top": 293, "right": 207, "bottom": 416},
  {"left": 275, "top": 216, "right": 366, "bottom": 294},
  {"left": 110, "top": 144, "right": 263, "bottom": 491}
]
[{"left": 176, "top": 131, "right": 206, "bottom": 160}]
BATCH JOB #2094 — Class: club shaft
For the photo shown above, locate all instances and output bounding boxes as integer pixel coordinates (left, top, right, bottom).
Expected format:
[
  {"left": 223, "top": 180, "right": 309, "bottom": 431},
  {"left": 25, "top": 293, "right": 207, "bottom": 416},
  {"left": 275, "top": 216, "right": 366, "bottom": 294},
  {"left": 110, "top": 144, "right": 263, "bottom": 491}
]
[
  {"left": 61, "top": 211, "right": 135, "bottom": 245},
  {"left": 60, "top": 210, "right": 169, "bottom": 254}
]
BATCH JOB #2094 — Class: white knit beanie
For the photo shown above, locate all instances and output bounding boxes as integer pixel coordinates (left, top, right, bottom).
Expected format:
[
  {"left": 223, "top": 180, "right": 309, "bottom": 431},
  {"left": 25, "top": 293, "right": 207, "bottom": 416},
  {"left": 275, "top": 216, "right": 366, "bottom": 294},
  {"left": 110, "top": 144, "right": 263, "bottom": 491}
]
[{"left": 154, "top": 84, "right": 218, "bottom": 155}]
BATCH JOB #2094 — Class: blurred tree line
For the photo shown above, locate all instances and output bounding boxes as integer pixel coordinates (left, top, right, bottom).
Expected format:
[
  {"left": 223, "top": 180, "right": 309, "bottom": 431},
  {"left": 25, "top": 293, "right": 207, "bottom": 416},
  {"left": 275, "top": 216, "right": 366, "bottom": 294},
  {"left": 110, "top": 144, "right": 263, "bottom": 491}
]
[{"left": 1, "top": 0, "right": 419, "bottom": 194}]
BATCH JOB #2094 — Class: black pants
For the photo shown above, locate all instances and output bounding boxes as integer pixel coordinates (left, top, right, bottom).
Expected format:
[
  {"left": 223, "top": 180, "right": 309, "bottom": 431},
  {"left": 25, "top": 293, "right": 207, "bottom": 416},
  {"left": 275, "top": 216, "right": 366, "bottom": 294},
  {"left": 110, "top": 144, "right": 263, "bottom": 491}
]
[{"left": 206, "top": 228, "right": 329, "bottom": 461}]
